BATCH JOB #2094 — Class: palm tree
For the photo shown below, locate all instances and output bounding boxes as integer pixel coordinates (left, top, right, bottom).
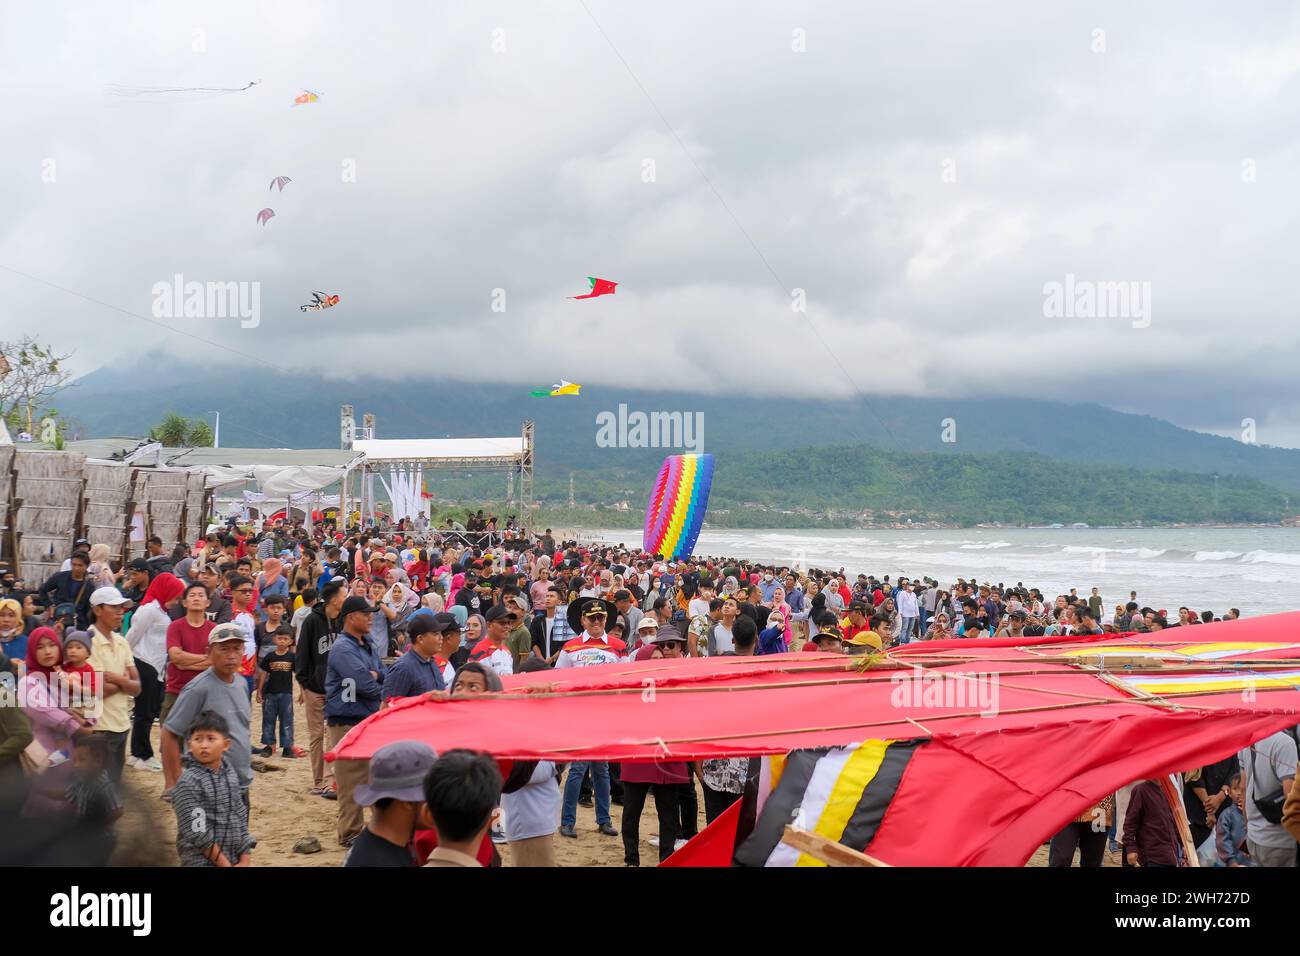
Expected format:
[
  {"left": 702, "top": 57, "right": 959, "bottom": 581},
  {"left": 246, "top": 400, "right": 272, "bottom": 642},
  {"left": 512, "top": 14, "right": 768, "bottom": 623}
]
[
  {"left": 150, "top": 412, "right": 190, "bottom": 446},
  {"left": 187, "top": 420, "right": 215, "bottom": 447}
]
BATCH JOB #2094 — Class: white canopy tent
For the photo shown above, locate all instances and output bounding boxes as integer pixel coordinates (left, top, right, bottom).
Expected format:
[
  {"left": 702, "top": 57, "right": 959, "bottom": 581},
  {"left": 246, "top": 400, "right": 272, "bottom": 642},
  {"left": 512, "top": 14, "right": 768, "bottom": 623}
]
[{"left": 350, "top": 427, "right": 533, "bottom": 529}]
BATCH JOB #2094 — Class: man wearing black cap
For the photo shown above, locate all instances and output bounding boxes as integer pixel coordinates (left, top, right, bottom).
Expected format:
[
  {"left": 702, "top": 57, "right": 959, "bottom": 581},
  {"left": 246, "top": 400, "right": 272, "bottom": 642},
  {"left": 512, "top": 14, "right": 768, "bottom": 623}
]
[
  {"left": 454, "top": 571, "right": 484, "bottom": 616},
  {"left": 384, "top": 616, "right": 450, "bottom": 699},
  {"left": 297, "top": 579, "right": 345, "bottom": 797},
  {"left": 119, "top": 558, "right": 152, "bottom": 604},
  {"left": 325, "top": 594, "right": 386, "bottom": 846}
]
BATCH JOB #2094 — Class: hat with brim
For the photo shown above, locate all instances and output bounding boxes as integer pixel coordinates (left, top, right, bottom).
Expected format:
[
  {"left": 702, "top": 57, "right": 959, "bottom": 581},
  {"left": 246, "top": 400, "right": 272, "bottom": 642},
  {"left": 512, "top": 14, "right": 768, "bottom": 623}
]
[
  {"left": 209, "top": 622, "right": 246, "bottom": 646},
  {"left": 810, "top": 630, "right": 843, "bottom": 645},
  {"left": 354, "top": 741, "right": 438, "bottom": 806},
  {"left": 567, "top": 597, "right": 619, "bottom": 634}
]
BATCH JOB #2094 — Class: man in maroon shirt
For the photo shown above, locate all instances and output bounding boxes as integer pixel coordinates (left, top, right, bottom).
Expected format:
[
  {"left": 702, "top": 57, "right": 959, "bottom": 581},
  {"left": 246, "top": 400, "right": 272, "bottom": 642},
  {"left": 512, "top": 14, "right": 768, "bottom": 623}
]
[{"left": 161, "top": 584, "right": 215, "bottom": 742}]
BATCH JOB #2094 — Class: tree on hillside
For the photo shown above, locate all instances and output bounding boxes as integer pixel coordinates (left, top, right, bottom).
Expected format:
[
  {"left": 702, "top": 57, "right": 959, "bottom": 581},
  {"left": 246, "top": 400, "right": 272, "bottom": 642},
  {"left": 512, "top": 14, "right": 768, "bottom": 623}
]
[
  {"left": 0, "top": 337, "right": 75, "bottom": 435},
  {"left": 186, "top": 420, "right": 215, "bottom": 447}
]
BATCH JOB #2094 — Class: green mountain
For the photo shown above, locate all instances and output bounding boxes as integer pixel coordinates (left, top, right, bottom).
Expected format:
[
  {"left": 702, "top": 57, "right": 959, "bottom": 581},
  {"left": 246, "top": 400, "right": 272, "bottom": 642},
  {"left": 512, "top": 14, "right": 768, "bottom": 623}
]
[{"left": 48, "top": 356, "right": 1300, "bottom": 525}]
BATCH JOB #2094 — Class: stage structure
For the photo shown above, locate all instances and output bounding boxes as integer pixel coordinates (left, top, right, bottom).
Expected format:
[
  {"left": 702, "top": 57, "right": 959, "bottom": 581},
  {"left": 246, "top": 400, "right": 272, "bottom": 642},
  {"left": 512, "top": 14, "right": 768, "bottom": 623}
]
[{"left": 351, "top": 421, "right": 534, "bottom": 531}]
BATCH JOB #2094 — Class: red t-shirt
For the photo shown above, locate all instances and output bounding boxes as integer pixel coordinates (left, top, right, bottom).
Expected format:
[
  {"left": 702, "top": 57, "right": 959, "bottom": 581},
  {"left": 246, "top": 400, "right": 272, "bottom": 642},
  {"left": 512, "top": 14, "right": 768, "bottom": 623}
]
[
  {"left": 61, "top": 663, "right": 98, "bottom": 695},
  {"left": 165, "top": 617, "right": 215, "bottom": 694}
]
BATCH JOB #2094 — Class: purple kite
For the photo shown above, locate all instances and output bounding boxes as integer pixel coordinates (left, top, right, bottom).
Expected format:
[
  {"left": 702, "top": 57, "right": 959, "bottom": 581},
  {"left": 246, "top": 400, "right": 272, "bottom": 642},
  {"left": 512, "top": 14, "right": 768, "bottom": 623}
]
[
  {"left": 256, "top": 208, "right": 275, "bottom": 226},
  {"left": 269, "top": 176, "right": 292, "bottom": 192}
]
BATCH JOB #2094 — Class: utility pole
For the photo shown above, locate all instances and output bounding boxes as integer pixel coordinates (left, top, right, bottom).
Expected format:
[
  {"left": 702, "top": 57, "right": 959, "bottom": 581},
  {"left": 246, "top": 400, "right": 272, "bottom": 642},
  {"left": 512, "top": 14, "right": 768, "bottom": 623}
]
[
  {"left": 569, "top": 472, "right": 575, "bottom": 508},
  {"left": 207, "top": 410, "right": 221, "bottom": 448}
]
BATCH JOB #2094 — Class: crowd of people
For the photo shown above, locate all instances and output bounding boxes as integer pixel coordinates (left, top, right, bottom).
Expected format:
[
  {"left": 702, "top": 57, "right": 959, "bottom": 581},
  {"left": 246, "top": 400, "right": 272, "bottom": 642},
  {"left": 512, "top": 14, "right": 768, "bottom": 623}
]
[{"left": 0, "top": 515, "right": 1294, "bottom": 868}]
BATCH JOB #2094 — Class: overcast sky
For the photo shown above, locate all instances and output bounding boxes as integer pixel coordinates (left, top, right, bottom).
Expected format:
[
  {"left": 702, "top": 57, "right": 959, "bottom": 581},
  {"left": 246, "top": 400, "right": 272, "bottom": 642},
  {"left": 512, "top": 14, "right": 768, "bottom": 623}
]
[{"left": 3, "top": 1, "right": 1300, "bottom": 445}]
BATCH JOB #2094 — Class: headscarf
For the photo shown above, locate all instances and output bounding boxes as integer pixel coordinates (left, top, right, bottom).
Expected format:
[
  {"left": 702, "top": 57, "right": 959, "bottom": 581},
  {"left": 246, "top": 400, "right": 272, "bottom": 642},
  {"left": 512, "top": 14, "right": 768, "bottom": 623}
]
[
  {"left": 0, "top": 598, "right": 22, "bottom": 636},
  {"left": 421, "top": 591, "right": 445, "bottom": 613},
  {"left": 463, "top": 612, "right": 487, "bottom": 651},
  {"left": 259, "top": 557, "right": 283, "bottom": 586},
  {"left": 141, "top": 571, "right": 185, "bottom": 610},
  {"left": 387, "top": 580, "right": 418, "bottom": 613},
  {"left": 448, "top": 572, "right": 466, "bottom": 604},
  {"left": 24, "top": 626, "right": 62, "bottom": 677},
  {"left": 87, "top": 543, "right": 115, "bottom": 586}
]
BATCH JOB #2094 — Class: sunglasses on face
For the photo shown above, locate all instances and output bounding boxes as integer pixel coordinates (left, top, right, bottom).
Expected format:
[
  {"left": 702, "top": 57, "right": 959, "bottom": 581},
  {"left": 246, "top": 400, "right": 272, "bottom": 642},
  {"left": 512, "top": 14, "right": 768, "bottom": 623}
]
[{"left": 657, "top": 641, "right": 684, "bottom": 650}]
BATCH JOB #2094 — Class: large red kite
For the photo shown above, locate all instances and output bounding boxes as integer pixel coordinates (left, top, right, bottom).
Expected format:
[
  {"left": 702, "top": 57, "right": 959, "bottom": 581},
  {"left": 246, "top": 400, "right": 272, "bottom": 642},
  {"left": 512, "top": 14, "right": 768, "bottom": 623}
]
[{"left": 328, "top": 614, "right": 1300, "bottom": 866}]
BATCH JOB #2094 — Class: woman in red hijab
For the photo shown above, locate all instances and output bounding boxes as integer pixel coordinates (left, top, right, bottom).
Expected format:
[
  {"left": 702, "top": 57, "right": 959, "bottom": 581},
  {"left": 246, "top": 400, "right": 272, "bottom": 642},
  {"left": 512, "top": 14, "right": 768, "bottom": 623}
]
[
  {"left": 21, "top": 627, "right": 92, "bottom": 815},
  {"left": 125, "top": 572, "right": 186, "bottom": 771}
]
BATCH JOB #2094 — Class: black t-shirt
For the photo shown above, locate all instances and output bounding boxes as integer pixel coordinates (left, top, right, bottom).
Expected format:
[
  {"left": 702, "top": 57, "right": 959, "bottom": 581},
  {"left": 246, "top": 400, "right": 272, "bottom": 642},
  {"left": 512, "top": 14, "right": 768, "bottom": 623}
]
[
  {"left": 455, "top": 589, "right": 482, "bottom": 615},
  {"left": 259, "top": 651, "right": 296, "bottom": 695},
  {"left": 343, "top": 827, "right": 417, "bottom": 867}
]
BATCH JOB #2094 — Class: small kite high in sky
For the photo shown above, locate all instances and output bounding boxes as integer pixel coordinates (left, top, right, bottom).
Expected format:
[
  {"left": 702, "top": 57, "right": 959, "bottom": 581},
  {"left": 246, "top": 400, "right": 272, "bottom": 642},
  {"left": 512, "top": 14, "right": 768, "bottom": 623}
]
[
  {"left": 570, "top": 277, "right": 618, "bottom": 299},
  {"left": 269, "top": 176, "right": 292, "bottom": 192},
  {"left": 292, "top": 90, "right": 321, "bottom": 107},
  {"left": 530, "top": 380, "right": 582, "bottom": 397},
  {"left": 300, "top": 291, "right": 340, "bottom": 312},
  {"left": 256, "top": 208, "right": 275, "bottom": 226}
]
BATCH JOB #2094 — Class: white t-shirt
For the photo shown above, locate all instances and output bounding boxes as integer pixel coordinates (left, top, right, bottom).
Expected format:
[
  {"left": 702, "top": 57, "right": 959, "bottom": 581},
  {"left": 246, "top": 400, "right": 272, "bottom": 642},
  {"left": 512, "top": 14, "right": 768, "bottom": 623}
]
[
  {"left": 712, "top": 623, "right": 735, "bottom": 654},
  {"left": 502, "top": 761, "right": 561, "bottom": 842}
]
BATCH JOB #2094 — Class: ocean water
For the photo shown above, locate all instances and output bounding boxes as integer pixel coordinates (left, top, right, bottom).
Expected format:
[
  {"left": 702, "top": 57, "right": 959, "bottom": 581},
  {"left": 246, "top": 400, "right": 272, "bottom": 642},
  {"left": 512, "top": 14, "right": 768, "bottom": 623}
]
[{"left": 587, "top": 528, "right": 1300, "bottom": 618}]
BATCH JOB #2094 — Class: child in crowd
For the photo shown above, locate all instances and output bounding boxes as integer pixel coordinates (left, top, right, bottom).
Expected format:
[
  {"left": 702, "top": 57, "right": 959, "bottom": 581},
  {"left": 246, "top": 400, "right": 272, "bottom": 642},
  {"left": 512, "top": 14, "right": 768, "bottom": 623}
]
[
  {"left": 64, "top": 734, "right": 123, "bottom": 830},
  {"left": 172, "top": 710, "right": 252, "bottom": 867},
  {"left": 1215, "top": 772, "right": 1254, "bottom": 866},
  {"left": 290, "top": 587, "right": 317, "bottom": 640},
  {"left": 256, "top": 594, "right": 289, "bottom": 660},
  {"left": 59, "top": 630, "right": 99, "bottom": 725},
  {"left": 256, "top": 627, "right": 298, "bottom": 757}
]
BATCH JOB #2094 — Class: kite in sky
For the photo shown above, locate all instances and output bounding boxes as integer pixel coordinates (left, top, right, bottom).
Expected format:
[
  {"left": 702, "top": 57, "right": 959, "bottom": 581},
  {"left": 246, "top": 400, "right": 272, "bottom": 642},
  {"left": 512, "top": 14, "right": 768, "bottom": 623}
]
[
  {"left": 570, "top": 277, "right": 617, "bottom": 299},
  {"left": 269, "top": 176, "right": 292, "bottom": 192},
  {"left": 292, "top": 90, "right": 321, "bottom": 107},
  {"left": 300, "top": 291, "right": 340, "bottom": 312},
  {"left": 530, "top": 380, "right": 582, "bottom": 397},
  {"left": 256, "top": 208, "right": 275, "bottom": 226}
]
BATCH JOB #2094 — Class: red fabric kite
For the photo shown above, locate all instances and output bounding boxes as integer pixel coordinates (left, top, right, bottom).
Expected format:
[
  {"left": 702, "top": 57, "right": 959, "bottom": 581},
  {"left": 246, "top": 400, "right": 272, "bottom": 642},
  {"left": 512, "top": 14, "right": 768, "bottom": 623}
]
[
  {"left": 570, "top": 277, "right": 617, "bottom": 299},
  {"left": 328, "top": 614, "right": 1300, "bottom": 865}
]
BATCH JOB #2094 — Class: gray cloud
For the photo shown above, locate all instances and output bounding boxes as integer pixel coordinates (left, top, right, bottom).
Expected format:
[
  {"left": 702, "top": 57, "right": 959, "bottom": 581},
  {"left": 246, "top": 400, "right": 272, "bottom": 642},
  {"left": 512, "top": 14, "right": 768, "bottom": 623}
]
[{"left": 2, "top": 1, "right": 1298, "bottom": 446}]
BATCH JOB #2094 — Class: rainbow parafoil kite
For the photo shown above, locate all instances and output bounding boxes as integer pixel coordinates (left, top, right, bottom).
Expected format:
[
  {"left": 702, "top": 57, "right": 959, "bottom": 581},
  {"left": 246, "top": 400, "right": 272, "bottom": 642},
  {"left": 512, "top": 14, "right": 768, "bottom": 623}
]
[{"left": 643, "top": 453, "right": 714, "bottom": 561}]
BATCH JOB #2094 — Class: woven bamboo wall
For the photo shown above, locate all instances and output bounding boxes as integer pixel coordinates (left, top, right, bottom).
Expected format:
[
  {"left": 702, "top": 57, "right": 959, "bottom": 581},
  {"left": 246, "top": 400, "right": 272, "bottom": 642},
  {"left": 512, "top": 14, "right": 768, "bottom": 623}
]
[
  {"left": 183, "top": 472, "right": 207, "bottom": 544},
  {"left": 132, "top": 469, "right": 189, "bottom": 557},
  {"left": 83, "top": 462, "right": 133, "bottom": 563},
  {"left": 14, "top": 449, "right": 86, "bottom": 586}
]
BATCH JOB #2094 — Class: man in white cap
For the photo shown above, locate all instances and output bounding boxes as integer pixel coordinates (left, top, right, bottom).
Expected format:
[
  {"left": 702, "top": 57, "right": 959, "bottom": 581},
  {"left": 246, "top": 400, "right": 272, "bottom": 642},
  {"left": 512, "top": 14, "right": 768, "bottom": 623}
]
[
  {"left": 630, "top": 614, "right": 659, "bottom": 655},
  {"left": 87, "top": 586, "right": 141, "bottom": 781},
  {"left": 345, "top": 740, "right": 438, "bottom": 867}
]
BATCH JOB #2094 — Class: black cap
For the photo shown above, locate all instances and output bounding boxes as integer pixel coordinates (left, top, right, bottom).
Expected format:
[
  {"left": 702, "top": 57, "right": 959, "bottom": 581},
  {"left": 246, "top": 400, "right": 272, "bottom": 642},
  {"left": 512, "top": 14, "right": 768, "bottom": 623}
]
[
  {"left": 126, "top": 557, "right": 150, "bottom": 572},
  {"left": 431, "top": 611, "right": 461, "bottom": 631},
  {"left": 340, "top": 596, "right": 374, "bottom": 617},
  {"left": 484, "top": 604, "right": 512, "bottom": 622}
]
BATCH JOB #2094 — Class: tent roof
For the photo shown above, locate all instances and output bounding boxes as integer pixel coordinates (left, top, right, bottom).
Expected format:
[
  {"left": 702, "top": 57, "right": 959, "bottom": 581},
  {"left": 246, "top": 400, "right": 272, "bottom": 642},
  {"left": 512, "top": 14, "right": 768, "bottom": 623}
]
[
  {"left": 55, "top": 437, "right": 356, "bottom": 468},
  {"left": 352, "top": 437, "right": 525, "bottom": 464}
]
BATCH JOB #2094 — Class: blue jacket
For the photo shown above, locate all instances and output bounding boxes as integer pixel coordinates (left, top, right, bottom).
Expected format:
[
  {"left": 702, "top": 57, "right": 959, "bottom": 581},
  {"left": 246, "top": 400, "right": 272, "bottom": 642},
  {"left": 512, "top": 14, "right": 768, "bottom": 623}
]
[
  {"left": 384, "top": 647, "right": 445, "bottom": 699},
  {"left": 324, "top": 632, "right": 385, "bottom": 724},
  {"left": 757, "top": 625, "right": 787, "bottom": 656}
]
